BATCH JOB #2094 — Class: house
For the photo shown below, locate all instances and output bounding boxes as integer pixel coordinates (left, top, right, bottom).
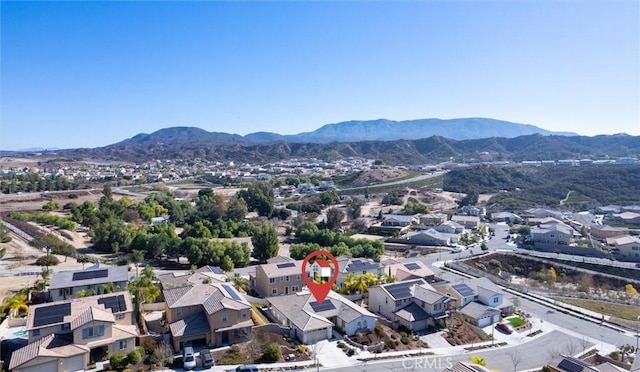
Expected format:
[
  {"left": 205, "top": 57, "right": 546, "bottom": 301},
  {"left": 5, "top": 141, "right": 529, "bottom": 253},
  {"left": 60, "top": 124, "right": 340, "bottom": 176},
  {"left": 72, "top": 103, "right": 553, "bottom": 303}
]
[
  {"left": 521, "top": 208, "right": 564, "bottom": 221},
  {"left": 434, "top": 221, "right": 465, "bottom": 234},
  {"left": 458, "top": 302, "right": 501, "bottom": 328},
  {"left": 383, "top": 259, "right": 435, "bottom": 282},
  {"left": 451, "top": 215, "right": 481, "bottom": 230},
  {"left": 48, "top": 264, "right": 129, "bottom": 301},
  {"left": 590, "top": 225, "right": 629, "bottom": 239},
  {"left": 368, "top": 279, "right": 454, "bottom": 331},
  {"left": 531, "top": 224, "right": 572, "bottom": 246},
  {"left": 547, "top": 354, "right": 629, "bottom": 372},
  {"left": 461, "top": 206, "right": 486, "bottom": 217},
  {"left": 250, "top": 260, "right": 305, "bottom": 298},
  {"left": 157, "top": 267, "right": 227, "bottom": 290},
  {"left": 435, "top": 277, "right": 513, "bottom": 323},
  {"left": 403, "top": 229, "right": 451, "bottom": 246},
  {"left": 606, "top": 236, "right": 640, "bottom": 260},
  {"left": 382, "top": 214, "right": 418, "bottom": 227},
  {"left": 419, "top": 213, "right": 448, "bottom": 226},
  {"left": 491, "top": 212, "right": 521, "bottom": 224},
  {"left": 446, "top": 361, "right": 493, "bottom": 372},
  {"left": 613, "top": 212, "right": 640, "bottom": 225},
  {"left": 267, "top": 290, "right": 377, "bottom": 344},
  {"left": 334, "top": 256, "right": 383, "bottom": 287},
  {"left": 163, "top": 282, "right": 253, "bottom": 350},
  {"left": 596, "top": 205, "right": 622, "bottom": 215},
  {"left": 10, "top": 292, "right": 138, "bottom": 372}
]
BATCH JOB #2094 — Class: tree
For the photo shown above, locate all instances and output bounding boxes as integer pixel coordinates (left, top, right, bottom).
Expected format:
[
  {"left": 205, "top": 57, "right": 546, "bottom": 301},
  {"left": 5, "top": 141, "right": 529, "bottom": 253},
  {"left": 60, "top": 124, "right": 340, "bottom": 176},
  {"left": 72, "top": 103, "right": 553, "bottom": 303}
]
[
  {"left": 617, "top": 344, "right": 635, "bottom": 361},
  {"left": 226, "top": 197, "right": 249, "bottom": 222},
  {"left": 580, "top": 225, "right": 588, "bottom": 237},
  {"left": 42, "top": 201, "right": 59, "bottom": 211},
  {"left": 508, "top": 350, "right": 522, "bottom": 372},
  {"left": 238, "top": 182, "right": 274, "bottom": 216},
  {"left": 325, "top": 207, "right": 345, "bottom": 231},
  {"left": 345, "top": 197, "right": 364, "bottom": 220},
  {"left": 459, "top": 191, "right": 479, "bottom": 207},
  {"left": 131, "top": 250, "right": 145, "bottom": 277},
  {"left": 320, "top": 190, "right": 339, "bottom": 206},
  {"left": 251, "top": 222, "right": 279, "bottom": 263},
  {"left": 511, "top": 297, "right": 521, "bottom": 309},
  {"left": 76, "top": 255, "right": 92, "bottom": 269},
  {"left": 221, "top": 255, "right": 234, "bottom": 272},
  {"left": 92, "top": 217, "right": 132, "bottom": 253},
  {"left": 481, "top": 242, "right": 489, "bottom": 251},
  {"left": 1, "top": 293, "right": 28, "bottom": 317},
  {"left": 127, "top": 349, "right": 142, "bottom": 365},
  {"left": 150, "top": 342, "right": 174, "bottom": 368},
  {"left": 231, "top": 276, "right": 249, "bottom": 292},
  {"left": 0, "top": 222, "right": 11, "bottom": 243}
]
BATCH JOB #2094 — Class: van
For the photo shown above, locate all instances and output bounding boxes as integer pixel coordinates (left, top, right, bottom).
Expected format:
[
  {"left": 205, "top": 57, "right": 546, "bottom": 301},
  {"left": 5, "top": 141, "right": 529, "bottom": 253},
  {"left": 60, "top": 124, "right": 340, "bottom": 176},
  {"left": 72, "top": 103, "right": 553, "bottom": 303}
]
[
  {"left": 201, "top": 349, "right": 214, "bottom": 368},
  {"left": 182, "top": 346, "right": 196, "bottom": 370},
  {"left": 236, "top": 365, "right": 259, "bottom": 372}
]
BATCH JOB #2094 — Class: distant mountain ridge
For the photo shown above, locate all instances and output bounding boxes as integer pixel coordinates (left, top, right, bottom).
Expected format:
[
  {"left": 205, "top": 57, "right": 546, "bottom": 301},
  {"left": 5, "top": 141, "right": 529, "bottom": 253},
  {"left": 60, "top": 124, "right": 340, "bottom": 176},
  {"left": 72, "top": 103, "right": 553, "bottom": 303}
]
[{"left": 114, "top": 117, "right": 577, "bottom": 147}]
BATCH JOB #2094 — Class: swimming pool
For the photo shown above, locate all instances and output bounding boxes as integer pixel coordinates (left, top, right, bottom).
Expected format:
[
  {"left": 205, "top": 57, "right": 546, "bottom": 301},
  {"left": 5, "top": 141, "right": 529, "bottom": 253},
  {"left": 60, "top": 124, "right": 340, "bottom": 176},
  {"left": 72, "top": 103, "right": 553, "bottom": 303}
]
[{"left": 13, "top": 330, "right": 27, "bottom": 337}]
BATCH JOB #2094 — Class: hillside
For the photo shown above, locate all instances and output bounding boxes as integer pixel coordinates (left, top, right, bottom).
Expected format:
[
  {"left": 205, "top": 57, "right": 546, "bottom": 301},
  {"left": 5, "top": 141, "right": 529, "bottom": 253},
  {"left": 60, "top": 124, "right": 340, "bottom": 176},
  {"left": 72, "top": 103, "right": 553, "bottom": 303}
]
[
  {"left": 443, "top": 165, "right": 640, "bottom": 209},
  {"left": 36, "top": 133, "right": 639, "bottom": 165}
]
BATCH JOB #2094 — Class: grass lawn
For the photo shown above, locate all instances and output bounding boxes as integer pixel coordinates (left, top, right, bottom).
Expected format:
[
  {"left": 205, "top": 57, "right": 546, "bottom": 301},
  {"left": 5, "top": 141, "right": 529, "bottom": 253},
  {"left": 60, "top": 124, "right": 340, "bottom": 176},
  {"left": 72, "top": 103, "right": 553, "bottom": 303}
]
[
  {"left": 507, "top": 317, "right": 525, "bottom": 328},
  {"left": 552, "top": 297, "right": 640, "bottom": 321}
]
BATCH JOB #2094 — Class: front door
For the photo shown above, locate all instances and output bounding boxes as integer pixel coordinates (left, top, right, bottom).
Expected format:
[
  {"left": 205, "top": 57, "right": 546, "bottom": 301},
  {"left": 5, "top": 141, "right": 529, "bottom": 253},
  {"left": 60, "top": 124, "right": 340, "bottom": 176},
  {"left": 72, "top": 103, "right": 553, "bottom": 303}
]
[
  {"left": 285, "top": 287, "right": 289, "bottom": 294},
  {"left": 221, "top": 331, "right": 229, "bottom": 345}
]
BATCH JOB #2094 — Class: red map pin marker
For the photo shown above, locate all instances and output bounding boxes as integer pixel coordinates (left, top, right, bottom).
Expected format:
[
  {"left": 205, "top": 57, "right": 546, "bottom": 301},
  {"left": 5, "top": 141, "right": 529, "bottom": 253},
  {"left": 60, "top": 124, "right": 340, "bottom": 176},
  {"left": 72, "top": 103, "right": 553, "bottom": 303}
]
[{"left": 302, "top": 250, "right": 339, "bottom": 305}]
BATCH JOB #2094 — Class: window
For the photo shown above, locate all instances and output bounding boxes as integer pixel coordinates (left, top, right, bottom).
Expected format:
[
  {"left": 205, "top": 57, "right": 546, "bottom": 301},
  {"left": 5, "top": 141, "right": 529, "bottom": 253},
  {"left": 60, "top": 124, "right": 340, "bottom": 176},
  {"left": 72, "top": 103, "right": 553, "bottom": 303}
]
[
  {"left": 61, "top": 323, "right": 70, "bottom": 331},
  {"left": 493, "top": 297, "right": 499, "bottom": 304},
  {"left": 272, "top": 288, "right": 277, "bottom": 295},
  {"left": 176, "top": 308, "right": 182, "bottom": 316},
  {"left": 296, "top": 275, "right": 301, "bottom": 280},
  {"left": 285, "top": 276, "right": 290, "bottom": 282},
  {"left": 434, "top": 303, "right": 441, "bottom": 311},
  {"left": 33, "top": 329, "right": 40, "bottom": 336},
  {"left": 269, "top": 278, "right": 276, "bottom": 284},
  {"left": 119, "top": 340, "right": 128, "bottom": 350},
  {"left": 82, "top": 325, "right": 104, "bottom": 339},
  {"left": 116, "top": 313, "right": 125, "bottom": 320},
  {"left": 291, "top": 285, "right": 299, "bottom": 292},
  {"left": 59, "top": 289, "right": 64, "bottom": 296},
  {"left": 241, "top": 309, "right": 248, "bottom": 318},
  {"left": 222, "top": 313, "right": 228, "bottom": 322}
]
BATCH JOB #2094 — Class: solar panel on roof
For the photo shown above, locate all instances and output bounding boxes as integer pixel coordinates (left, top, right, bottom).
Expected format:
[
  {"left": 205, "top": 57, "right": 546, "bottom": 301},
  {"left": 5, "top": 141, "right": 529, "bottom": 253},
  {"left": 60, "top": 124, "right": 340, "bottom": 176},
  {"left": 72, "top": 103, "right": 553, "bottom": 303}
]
[
  {"left": 98, "top": 294, "right": 126, "bottom": 313},
  {"left": 276, "top": 262, "right": 296, "bottom": 269},
  {"left": 452, "top": 283, "right": 475, "bottom": 297},
  {"left": 309, "top": 301, "right": 336, "bottom": 312},
  {"left": 558, "top": 359, "right": 586, "bottom": 372},
  {"left": 33, "top": 303, "right": 71, "bottom": 327},
  {"left": 72, "top": 269, "right": 108, "bottom": 281},
  {"left": 386, "top": 282, "right": 416, "bottom": 299},
  {"left": 404, "top": 263, "right": 420, "bottom": 270},
  {"left": 222, "top": 284, "right": 243, "bottom": 301}
]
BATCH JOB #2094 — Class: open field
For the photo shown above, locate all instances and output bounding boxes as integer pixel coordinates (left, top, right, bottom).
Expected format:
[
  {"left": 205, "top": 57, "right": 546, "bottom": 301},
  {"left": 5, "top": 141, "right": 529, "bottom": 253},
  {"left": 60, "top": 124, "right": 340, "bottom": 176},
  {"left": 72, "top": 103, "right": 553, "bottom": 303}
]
[{"left": 552, "top": 297, "right": 640, "bottom": 321}]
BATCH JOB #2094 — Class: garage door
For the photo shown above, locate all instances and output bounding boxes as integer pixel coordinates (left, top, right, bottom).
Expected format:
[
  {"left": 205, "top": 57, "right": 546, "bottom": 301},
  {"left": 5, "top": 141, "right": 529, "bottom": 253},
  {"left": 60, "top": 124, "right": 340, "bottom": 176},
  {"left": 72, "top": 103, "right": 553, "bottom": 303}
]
[
  {"left": 303, "top": 328, "right": 328, "bottom": 344},
  {"left": 19, "top": 360, "right": 58, "bottom": 372},
  {"left": 477, "top": 316, "right": 492, "bottom": 328}
]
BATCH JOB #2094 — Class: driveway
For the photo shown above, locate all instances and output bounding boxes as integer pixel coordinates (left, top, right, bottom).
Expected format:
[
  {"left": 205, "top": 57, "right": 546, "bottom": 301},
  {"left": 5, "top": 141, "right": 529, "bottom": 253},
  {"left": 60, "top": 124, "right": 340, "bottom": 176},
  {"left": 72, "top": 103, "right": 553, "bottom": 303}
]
[{"left": 420, "top": 332, "right": 452, "bottom": 349}]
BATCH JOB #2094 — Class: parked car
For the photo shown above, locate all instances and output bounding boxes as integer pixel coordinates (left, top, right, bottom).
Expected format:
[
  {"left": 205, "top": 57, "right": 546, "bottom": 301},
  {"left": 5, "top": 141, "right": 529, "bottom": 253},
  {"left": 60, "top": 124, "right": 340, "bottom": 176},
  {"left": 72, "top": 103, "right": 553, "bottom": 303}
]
[
  {"left": 451, "top": 247, "right": 463, "bottom": 253},
  {"left": 201, "top": 349, "right": 214, "bottom": 368},
  {"left": 236, "top": 365, "right": 260, "bottom": 372},
  {"left": 183, "top": 346, "right": 196, "bottom": 370},
  {"left": 495, "top": 322, "right": 513, "bottom": 334}
]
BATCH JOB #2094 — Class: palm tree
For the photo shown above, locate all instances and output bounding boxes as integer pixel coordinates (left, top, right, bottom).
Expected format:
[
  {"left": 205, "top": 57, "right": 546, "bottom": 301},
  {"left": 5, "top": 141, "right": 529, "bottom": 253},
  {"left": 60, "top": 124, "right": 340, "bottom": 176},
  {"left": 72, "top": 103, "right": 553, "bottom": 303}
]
[
  {"left": 1, "top": 293, "right": 29, "bottom": 318},
  {"left": 130, "top": 250, "right": 145, "bottom": 277},
  {"left": 231, "top": 276, "right": 249, "bottom": 293}
]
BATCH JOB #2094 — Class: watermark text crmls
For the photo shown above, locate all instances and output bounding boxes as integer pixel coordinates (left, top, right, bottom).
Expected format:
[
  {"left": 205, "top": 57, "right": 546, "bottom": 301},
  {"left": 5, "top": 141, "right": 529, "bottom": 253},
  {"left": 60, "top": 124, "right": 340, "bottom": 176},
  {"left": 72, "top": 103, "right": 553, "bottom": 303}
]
[{"left": 402, "top": 356, "right": 454, "bottom": 371}]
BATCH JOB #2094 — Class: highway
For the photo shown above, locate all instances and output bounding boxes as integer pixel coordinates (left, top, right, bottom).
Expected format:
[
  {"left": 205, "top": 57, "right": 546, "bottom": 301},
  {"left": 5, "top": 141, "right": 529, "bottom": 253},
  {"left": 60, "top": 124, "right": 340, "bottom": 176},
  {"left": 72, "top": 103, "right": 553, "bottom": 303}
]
[{"left": 339, "top": 171, "right": 447, "bottom": 191}]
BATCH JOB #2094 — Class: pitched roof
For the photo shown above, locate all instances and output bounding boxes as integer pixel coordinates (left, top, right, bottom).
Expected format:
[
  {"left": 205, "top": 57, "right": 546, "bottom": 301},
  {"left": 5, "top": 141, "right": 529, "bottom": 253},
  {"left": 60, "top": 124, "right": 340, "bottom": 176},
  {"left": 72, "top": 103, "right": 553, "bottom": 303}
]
[
  {"left": 27, "top": 292, "right": 133, "bottom": 330},
  {"left": 163, "top": 283, "right": 250, "bottom": 314},
  {"left": 267, "top": 290, "right": 376, "bottom": 331},
  {"left": 394, "top": 302, "right": 429, "bottom": 322},
  {"left": 385, "top": 261, "right": 434, "bottom": 281},
  {"left": 376, "top": 279, "right": 429, "bottom": 300},
  {"left": 257, "top": 260, "right": 304, "bottom": 277},
  {"left": 413, "top": 284, "right": 450, "bottom": 305},
  {"left": 169, "top": 312, "right": 211, "bottom": 337},
  {"left": 451, "top": 215, "right": 480, "bottom": 223},
  {"left": 9, "top": 333, "right": 90, "bottom": 370},
  {"left": 336, "top": 256, "right": 383, "bottom": 273},
  {"left": 49, "top": 265, "right": 129, "bottom": 290},
  {"left": 459, "top": 302, "right": 500, "bottom": 319},
  {"left": 606, "top": 236, "right": 640, "bottom": 246}
]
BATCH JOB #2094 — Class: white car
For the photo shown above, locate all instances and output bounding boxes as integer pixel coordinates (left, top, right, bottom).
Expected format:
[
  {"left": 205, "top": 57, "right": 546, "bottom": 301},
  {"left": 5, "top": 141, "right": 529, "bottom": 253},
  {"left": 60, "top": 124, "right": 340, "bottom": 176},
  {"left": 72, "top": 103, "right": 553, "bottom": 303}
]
[
  {"left": 451, "top": 247, "right": 463, "bottom": 253},
  {"left": 183, "top": 346, "right": 196, "bottom": 370}
]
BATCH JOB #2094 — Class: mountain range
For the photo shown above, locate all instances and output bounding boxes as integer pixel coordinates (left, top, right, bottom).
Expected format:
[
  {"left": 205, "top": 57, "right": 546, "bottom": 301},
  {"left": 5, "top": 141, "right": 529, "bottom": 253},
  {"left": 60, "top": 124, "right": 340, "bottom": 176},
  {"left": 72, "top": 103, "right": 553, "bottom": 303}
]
[
  {"left": 4, "top": 118, "right": 638, "bottom": 165},
  {"left": 116, "top": 117, "right": 576, "bottom": 146}
]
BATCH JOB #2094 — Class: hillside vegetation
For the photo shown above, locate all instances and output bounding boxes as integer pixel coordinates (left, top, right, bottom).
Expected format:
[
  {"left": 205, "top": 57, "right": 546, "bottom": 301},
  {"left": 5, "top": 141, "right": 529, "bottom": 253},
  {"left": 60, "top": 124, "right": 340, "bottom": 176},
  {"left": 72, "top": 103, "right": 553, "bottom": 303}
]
[{"left": 443, "top": 165, "right": 640, "bottom": 208}]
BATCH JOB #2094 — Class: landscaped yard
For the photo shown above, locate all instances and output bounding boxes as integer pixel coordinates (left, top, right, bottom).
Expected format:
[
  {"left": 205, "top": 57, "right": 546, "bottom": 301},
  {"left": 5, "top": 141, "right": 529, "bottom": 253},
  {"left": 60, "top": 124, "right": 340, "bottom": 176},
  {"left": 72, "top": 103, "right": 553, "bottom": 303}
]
[
  {"left": 445, "top": 316, "right": 492, "bottom": 346},
  {"left": 507, "top": 316, "right": 526, "bottom": 328},
  {"left": 552, "top": 297, "right": 640, "bottom": 321},
  {"left": 212, "top": 330, "right": 311, "bottom": 365}
]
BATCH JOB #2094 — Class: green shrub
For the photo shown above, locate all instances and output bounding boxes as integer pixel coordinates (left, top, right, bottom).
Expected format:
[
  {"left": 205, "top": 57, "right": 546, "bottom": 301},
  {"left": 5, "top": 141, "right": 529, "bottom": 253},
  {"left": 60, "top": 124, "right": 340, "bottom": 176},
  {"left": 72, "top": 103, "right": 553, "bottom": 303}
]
[
  {"left": 400, "top": 332, "right": 407, "bottom": 338},
  {"left": 401, "top": 336, "right": 410, "bottom": 345},
  {"left": 109, "top": 354, "right": 128, "bottom": 370},
  {"left": 141, "top": 338, "right": 157, "bottom": 355},
  {"left": 36, "top": 255, "right": 60, "bottom": 266},
  {"left": 374, "top": 322, "right": 384, "bottom": 335},
  {"left": 262, "top": 342, "right": 281, "bottom": 362},
  {"left": 298, "top": 344, "right": 306, "bottom": 353},
  {"left": 127, "top": 349, "right": 142, "bottom": 365},
  {"left": 347, "top": 348, "right": 355, "bottom": 356}
]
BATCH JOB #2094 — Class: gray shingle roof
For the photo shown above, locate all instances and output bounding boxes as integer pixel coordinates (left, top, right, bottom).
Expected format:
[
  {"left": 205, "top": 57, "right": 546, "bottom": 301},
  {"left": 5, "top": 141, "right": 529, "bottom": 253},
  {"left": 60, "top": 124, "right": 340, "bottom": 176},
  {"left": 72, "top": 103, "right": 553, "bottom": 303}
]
[
  {"left": 413, "top": 284, "right": 450, "bottom": 305},
  {"left": 394, "top": 302, "right": 429, "bottom": 322},
  {"left": 9, "top": 333, "right": 89, "bottom": 370},
  {"left": 49, "top": 265, "right": 129, "bottom": 290},
  {"left": 169, "top": 312, "right": 211, "bottom": 337},
  {"left": 163, "top": 283, "right": 250, "bottom": 314},
  {"left": 459, "top": 302, "right": 499, "bottom": 319}
]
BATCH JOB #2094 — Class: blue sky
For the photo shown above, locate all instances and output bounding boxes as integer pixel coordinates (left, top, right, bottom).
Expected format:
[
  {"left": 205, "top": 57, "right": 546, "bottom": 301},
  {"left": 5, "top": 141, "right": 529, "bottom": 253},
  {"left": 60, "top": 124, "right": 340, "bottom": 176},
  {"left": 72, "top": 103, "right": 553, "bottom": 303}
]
[{"left": 1, "top": 1, "right": 638, "bottom": 150}]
